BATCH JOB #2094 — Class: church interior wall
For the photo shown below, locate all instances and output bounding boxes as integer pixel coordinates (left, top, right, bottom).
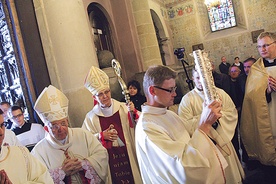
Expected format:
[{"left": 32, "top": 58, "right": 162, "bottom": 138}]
[
  {"left": 33, "top": 0, "right": 99, "bottom": 90},
  {"left": 13, "top": 0, "right": 51, "bottom": 98},
  {"left": 109, "top": 0, "right": 145, "bottom": 78},
  {"left": 131, "top": 0, "right": 163, "bottom": 69},
  {"left": 84, "top": 0, "right": 147, "bottom": 82},
  {"left": 148, "top": 0, "right": 176, "bottom": 66},
  {"left": 9, "top": 0, "right": 276, "bottom": 127},
  {"left": 164, "top": 0, "right": 276, "bottom": 69},
  {"left": 33, "top": 0, "right": 100, "bottom": 127}
]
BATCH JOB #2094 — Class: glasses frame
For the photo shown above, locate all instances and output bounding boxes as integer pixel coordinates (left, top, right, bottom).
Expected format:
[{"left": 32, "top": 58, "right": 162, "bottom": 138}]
[
  {"left": 256, "top": 41, "right": 276, "bottom": 49},
  {"left": 230, "top": 70, "right": 241, "bottom": 73},
  {"left": 95, "top": 89, "right": 111, "bottom": 98},
  {"left": 153, "top": 86, "right": 177, "bottom": 93},
  {"left": 49, "top": 121, "right": 68, "bottom": 131},
  {"left": 0, "top": 122, "right": 5, "bottom": 128},
  {"left": 12, "top": 113, "right": 23, "bottom": 119}
]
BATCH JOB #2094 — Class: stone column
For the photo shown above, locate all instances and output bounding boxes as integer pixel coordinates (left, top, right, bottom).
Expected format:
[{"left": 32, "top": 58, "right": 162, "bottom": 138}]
[
  {"left": 33, "top": 0, "right": 97, "bottom": 127},
  {"left": 131, "top": 0, "right": 162, "bottom": 68},
  {"left": 33, "top": 0, "right": 98, "bottom": 89}
]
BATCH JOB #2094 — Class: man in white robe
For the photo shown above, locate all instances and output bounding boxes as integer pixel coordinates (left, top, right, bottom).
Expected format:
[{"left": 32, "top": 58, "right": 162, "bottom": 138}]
[
  {"left": 178, "top": 69, "right": 244, "bottom": 184},
  {"left": 0, "top": 109, "right": 54, "bottom": 183},
  {"left": 82, "top": 66, "right": 142, "bottom": 184},
  {"left": 136, "top": 65, "right": 229, "bottom": 183},
  {"left": 32, "top": 85, "right": 108, "bottom": 184}
]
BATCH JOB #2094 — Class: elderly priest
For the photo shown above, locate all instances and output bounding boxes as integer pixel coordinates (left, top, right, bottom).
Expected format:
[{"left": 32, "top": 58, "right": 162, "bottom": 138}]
[{"left": 31, "top": 85, "right": 108, "bottom": 184}]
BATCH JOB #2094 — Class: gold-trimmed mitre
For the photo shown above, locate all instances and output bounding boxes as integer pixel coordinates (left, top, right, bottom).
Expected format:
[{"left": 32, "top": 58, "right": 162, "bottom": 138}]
[
  {"left": 84, "top": 66, "right": 109, "bottom": 95},
  {"left": 34, "top": 85, "right": 68, "bottom": 124}
]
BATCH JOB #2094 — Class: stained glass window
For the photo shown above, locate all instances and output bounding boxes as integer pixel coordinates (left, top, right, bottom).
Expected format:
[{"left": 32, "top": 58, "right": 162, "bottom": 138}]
[
  {"left": 205, "top": 0, "right": 236, "bottom": 32},
  {"left": 0, "top": 2, "right": 29, "bottom": 119}
]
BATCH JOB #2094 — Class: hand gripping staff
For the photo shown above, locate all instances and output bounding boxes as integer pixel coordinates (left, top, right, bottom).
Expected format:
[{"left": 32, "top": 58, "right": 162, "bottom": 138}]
[
  {"left": 111, "top": 59, "right": 136, "bottom": 127},
  {"left": 193, "top": 50, "right": 220, "bottom": 129},
  {"left": 193, "top": 50, "right": 220, "bottom": 104}
]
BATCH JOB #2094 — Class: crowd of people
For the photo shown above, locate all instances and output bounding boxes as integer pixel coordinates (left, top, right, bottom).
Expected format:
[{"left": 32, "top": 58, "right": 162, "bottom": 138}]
[{"left": 0, "top": 31, "right": 275, "bottom": 183}]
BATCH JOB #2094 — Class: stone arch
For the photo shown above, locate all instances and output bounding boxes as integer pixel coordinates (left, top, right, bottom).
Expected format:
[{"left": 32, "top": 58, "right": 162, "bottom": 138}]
[
  {"left": 87, "top": 3, "right": 123, "bottom": 101},
  {"left": 87, "top": 3, "right": 115, "bottom": 68},
  {"left": 150, "top": 9, "right": 170, "bottom": 66}
]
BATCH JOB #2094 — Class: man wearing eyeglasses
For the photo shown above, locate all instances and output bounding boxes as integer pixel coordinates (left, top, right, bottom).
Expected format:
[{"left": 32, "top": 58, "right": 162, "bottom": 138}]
[
  {"left": 32, "top": 85, "right": 108, "bottom": 184},
  {"left": 0, "top": 109, "right": 54, "bottom": 183},
  {"left": 178, "top": 68, "right": 244, "bottom": 184},
  {"left": 228, "top": 65, "right": 243, "bottom": 111},
  {"left": 135, "top": 65, "right": 229, "bottom": 183},
  {"left": 10, "top": 105, "right": 44, "bottom": 151},
  {"left": 82, "top": 66, "right": 142, "bottom": 184},
  {"left": 241, "top": 31, "right": 276, "bottom": 179},
  {"left": 0, "top": 101, "right": 13, "bottom": 129}
]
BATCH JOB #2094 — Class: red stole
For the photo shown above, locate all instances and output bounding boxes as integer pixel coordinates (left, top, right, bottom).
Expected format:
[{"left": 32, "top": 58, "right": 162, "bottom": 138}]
[{"left": 99, "top": 111, "right": 134, "bottom": 184}]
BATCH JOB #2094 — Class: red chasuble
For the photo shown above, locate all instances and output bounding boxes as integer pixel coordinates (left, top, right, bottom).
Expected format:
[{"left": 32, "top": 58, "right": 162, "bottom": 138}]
[{"left": 99, "top": 111, "right": 134, "bottom": 183}]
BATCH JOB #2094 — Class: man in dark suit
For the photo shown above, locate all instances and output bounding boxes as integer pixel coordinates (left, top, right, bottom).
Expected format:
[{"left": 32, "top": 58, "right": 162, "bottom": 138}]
[
  {"left": 211, "top": 61, "right": 231, "bottom": 95},
  {"left": 219, "top": 56, "right": 231, "bottom": 75}
]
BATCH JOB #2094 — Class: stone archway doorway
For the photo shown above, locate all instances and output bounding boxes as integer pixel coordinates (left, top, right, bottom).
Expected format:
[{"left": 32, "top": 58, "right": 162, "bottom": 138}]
[{"left": 150, "top": 9, "right": 168, "bottom": 66}]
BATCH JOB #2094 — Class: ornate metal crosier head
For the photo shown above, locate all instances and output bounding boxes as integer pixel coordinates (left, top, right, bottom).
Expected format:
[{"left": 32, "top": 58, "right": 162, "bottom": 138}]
[
  {"left": 111, "top": 59, "right": 122, "bottom": 77},
  {"left": 111, "top": 59, "right": 136, "bottom": 126},
  {"left": 111, "top": 59, "right": 130, "bottom": 103},
  {"left": 192, "top": 50, "right": 220, "bottom": 104}
]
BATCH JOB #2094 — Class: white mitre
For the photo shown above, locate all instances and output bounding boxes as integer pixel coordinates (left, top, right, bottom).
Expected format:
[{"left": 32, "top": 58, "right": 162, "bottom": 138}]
[
  {"left": 84, "top": 66, "right": 109, "bottom": 95},
  {"left": 34, "top": 85, "right": 68, "bottom": 124}
]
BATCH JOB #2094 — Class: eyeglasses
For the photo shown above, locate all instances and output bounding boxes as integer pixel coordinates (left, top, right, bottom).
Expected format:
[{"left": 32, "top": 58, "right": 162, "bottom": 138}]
[
  {"left": 154, "top": 86, "right": 177, "bottom": 93},
  {"left": 12, "top": 113, "right": 23, "bottom": 119},
  {"left": 95, "top": 89, "right": 110, "bottom": 98},
  {"left": 256, "top": 41, "right": 276, "bottom": 49},
  {"left": 230, "top": 70, "right": 240, "bottom": 73},
  {"left": 0, "top": 122, "right": 5, "bottom": 128},
  {"left": 49, "top": 121, "right": 67, "bottom": 131}
]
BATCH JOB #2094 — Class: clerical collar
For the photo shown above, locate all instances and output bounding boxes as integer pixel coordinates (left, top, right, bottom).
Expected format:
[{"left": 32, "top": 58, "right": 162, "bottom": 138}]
[
  {"left": 101, "top": 101, "right": 113, "bottom": 117},
  {"left": 57, "top": 135, "right": 68, "bottom": 145},
  {"left": 15, "top": 121, "right": 26, "bottom": 128},
  {"left": 267, "top": 58, "right": 276, "bottom": 63},
  {"left": 263, "top": 58, "right": 276, "bottom": 67}
]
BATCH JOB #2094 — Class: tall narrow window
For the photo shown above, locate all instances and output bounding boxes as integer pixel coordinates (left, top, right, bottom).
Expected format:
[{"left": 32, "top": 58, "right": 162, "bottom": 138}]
[
  {"left": 205, "top": 0, "right": 236, "bottom": 32},
  {"left": 0, "top": 2, "right": 29, "bottom": 119}
]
